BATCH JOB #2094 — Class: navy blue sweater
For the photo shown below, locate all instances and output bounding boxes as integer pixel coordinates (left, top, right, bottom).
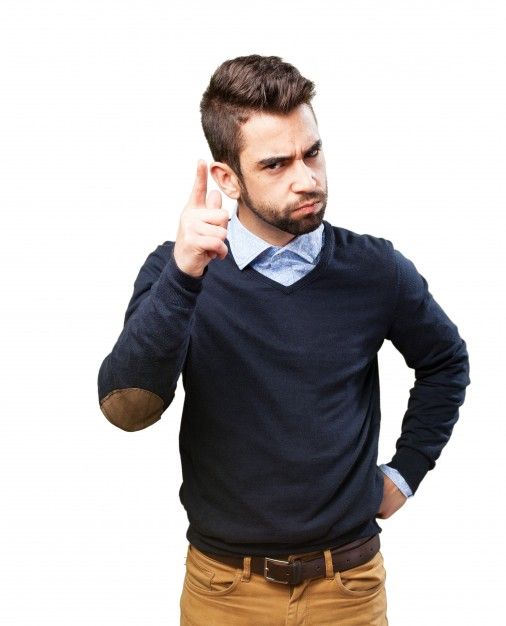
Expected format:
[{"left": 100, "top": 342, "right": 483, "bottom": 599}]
[{"left": 97, "top": 219, "right": 470, "bottom": 556}]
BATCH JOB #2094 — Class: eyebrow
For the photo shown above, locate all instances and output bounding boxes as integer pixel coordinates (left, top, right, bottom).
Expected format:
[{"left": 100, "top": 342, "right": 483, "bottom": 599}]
[{"left": 256, "top": 138, "right": 322, "bottom": 168}]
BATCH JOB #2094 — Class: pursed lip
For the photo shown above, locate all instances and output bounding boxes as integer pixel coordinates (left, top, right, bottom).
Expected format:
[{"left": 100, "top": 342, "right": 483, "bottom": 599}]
[{"left": 295, "top": 200, "right": 320, "bottom": 211}]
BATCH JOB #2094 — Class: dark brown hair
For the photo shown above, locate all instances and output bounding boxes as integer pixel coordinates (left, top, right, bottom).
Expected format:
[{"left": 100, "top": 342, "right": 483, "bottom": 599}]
[{"left": 200, "top": 55, "right": 317, "bottom": 182}]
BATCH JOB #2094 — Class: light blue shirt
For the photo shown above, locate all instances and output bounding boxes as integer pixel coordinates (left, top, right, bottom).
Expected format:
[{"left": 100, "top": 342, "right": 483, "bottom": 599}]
[{"left": 226, "top": 203, "right": 413, "bottom": 499}]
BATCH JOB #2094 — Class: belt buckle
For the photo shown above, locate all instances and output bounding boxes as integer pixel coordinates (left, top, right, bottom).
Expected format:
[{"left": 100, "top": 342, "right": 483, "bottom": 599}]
[{"left": 264, "top": 557, "right": 291, "bottom": 584}]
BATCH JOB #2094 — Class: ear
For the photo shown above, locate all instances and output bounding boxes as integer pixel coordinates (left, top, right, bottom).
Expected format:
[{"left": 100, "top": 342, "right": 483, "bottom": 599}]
[{"left": 209, "top": 161, "right": 241, "bottom": 200}]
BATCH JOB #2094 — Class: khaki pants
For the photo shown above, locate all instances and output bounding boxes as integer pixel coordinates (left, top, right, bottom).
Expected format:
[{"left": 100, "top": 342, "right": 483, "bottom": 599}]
[{"left": 180, "top": 542, "right": 388, "bottom": 625}]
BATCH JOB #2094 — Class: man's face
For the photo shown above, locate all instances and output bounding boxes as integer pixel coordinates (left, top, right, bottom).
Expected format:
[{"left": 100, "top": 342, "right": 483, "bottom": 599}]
[{"left": 236, "top": 103, "right": 328, "bottom": 242}]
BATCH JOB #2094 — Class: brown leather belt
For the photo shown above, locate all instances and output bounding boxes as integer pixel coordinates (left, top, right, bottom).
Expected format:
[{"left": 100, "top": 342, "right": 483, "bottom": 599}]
[{"left": 197, "top": 533, "right": 380, "bottom": 586}]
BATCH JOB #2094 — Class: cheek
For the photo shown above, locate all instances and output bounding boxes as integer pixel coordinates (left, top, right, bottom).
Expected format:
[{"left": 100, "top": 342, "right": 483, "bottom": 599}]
[
  {"left": 316, "top": 158, "right": 326, "bottom": 177},
  {"left": 317, "top": 166, "right": 327, "bottom": 190},
  {"left": 252, "top": 175, "right": 279, "bottom": 195}
]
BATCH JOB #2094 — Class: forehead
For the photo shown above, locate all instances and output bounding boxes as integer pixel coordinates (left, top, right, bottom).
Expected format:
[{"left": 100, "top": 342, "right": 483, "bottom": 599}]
[{"left": 240, "top": 104, "right": 319, "bottom": 165}]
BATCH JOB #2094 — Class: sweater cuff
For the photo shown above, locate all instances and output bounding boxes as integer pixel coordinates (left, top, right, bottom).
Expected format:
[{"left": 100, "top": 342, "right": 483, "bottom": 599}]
[
  {"left": 153, "top": 248, "right": 208, "bottom": 309},
  {"left": 387, "top": 447, "right": 434, "bottom": 495}
]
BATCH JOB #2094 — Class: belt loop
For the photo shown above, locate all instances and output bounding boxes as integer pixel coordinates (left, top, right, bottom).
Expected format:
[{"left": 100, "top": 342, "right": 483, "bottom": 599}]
[
  {"left": 323, "top": 548, "right": 334, "bottom": 579},
  {"left": 241, "top": 555, "right": 251, "bottom": 582}
]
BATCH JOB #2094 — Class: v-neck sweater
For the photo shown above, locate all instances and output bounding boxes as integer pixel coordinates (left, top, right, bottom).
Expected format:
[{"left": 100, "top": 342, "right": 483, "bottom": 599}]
[
  {"left": 225, "top": 208, "right": 412, "bottom": 498},
  {"left": 97, "top": 219, "right": 470, "bottom": 557}
]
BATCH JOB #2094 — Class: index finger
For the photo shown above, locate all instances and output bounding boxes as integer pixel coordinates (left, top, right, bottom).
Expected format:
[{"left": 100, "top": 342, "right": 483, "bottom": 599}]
[{"left": 186, "top": 159, "right": 208, "bottom": 208}]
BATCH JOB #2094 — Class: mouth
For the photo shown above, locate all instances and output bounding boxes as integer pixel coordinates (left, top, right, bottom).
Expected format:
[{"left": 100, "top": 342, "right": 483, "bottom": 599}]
[{"left": 294, "top": 201, "right": 321, "bottom": 214}]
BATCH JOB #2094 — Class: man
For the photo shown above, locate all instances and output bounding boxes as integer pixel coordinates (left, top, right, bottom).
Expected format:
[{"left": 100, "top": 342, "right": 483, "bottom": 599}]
[{"left": 97, "top": 55, "right": 470, "bottom": 625}]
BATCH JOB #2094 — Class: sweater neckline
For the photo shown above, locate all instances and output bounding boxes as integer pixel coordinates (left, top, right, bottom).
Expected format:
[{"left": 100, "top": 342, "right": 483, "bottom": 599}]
[{"left": 225, "top": 219, "right": 334, "bottom": 294}]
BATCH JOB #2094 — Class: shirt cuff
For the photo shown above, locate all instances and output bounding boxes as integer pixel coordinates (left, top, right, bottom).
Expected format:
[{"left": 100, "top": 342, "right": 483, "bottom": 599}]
[{"left": 378, "top": 463, "right": 413, "bottom": 498}]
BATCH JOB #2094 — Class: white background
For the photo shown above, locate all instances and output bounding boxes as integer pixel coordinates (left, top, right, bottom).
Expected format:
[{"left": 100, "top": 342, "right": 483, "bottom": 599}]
[{"left": 1, "top": 1, "right": 504, "bottom": 623}]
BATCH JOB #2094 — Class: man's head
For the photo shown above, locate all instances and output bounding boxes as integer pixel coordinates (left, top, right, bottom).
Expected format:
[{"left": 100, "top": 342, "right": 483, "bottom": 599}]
[{"left": 200, "top": 55, "right": 328, "bottom": 245}]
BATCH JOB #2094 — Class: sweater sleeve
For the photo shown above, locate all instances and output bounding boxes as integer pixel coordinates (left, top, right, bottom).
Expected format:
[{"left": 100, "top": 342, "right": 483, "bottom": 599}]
[
  {"left": 384, "top": 245, "right": 471, "bottom": 494},
  {"left": 97, "top": 242, "right": 207, "bottom": 432}
]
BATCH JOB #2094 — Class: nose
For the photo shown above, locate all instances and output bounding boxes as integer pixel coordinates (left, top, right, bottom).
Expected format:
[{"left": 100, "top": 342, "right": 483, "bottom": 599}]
[{"left": 291, "top": 159, "right": 317, "bottom": 193}]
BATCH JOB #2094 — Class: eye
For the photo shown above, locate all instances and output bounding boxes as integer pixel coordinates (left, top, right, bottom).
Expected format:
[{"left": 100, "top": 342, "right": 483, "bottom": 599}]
[
  {"left": 265, "top": 149, "right": 320, "bottom": 171},
  {"left": 266, "top": 161, "right": 283, "bottom": 171},
  {"left": 307, "top": 148, "right": 320, "bottom": 158}
]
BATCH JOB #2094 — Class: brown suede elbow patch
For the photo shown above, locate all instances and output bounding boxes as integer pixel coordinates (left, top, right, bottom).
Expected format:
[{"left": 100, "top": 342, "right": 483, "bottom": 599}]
[{"left": 100, "top": 387, "right": 164, "bottom": 431}]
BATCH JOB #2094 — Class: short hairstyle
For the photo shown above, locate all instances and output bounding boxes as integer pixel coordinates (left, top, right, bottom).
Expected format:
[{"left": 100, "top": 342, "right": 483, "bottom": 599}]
[{"left": 200, "top": 54, "right": 317, "bottom": 182}]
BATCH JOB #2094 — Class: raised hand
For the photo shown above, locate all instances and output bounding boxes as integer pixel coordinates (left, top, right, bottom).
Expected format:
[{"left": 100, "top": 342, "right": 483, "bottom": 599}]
[{"left": 172, "top": 160, "right": 230, "bottom": 278}]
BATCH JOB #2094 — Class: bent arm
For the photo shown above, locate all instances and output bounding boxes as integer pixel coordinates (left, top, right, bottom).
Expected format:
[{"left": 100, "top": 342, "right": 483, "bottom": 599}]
[
  {"left": 97, "top": 242, "right": 207, "bottom": 431},
  {"left": 385, "top": 246, "right": 471, "bottom": 494}
]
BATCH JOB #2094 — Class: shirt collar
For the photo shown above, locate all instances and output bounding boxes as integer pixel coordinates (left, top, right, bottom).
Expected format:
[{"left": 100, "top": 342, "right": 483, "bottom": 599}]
[{"left": 227, "top": 202, "right": 324, "bottom": 270}]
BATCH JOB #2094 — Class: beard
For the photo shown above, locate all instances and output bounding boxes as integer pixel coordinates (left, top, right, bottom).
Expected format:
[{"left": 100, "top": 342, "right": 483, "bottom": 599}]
[{"left": 237, "top": 179, "right": 328, "bottom": 237}]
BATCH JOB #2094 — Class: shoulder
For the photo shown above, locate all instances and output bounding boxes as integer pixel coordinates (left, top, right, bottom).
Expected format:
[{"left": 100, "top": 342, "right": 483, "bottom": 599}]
[
  {"left": 134, "top": 240, "right": 175, "bottom": 282},
  {"left": 328, "top": 225, "right": 430, "bottom": 305},
  {"left": 328, "top": 222, "right": 396, "bottom": 267},
  {"left": 123, "top": 240, "right": 177, "bottom": 324}
]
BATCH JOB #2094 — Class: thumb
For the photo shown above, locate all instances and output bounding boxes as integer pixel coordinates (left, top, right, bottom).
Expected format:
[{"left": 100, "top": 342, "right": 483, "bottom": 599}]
[{"left": 206, "top": 188, "right": 222, "bottom": 210}]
